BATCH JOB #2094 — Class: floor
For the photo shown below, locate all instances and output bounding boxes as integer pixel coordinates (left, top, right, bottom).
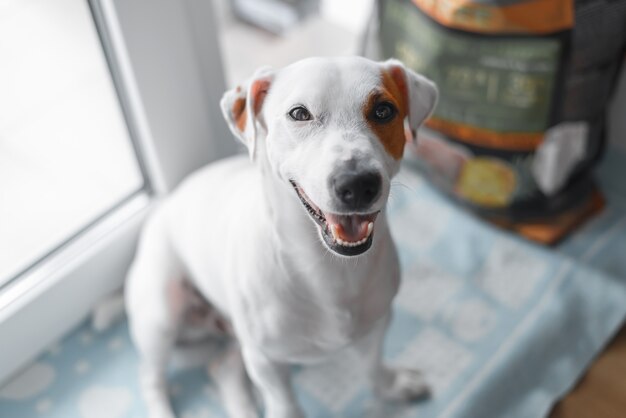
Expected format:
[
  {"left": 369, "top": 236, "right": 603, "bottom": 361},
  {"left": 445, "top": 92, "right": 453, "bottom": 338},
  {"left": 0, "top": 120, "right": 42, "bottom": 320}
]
[
  {"left": 551, "top": 326, "right": 626, "bottom": 418},
  {"left": 215, "top": 0, "right": 367, "bottom": 87}
]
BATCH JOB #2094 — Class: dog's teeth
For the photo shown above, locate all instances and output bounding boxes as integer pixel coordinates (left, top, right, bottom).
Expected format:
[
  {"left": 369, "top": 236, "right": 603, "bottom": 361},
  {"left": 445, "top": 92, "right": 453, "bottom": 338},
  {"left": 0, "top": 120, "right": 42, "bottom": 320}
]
[
  {"left": 334, "top": 223, "right": 375, "bottom": 247},
  {"left": 336, "top": 236, "right": 369, "bottom": 247}
]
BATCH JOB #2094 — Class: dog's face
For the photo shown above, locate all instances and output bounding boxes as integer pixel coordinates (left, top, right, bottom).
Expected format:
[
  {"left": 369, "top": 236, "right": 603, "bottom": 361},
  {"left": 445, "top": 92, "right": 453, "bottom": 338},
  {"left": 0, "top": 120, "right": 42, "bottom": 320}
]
[{"left": 221, "top": 57, "right": 437, "bottom": 257}]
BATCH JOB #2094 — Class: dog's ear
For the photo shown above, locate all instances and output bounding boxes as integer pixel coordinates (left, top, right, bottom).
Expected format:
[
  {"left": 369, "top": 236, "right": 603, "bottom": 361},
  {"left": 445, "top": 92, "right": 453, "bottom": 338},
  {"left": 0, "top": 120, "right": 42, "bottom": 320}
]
[
  {"left": 220, "top": 66, "right": 274, "bottom": 160},
  {"left": 381, "top": 59, "right": 438, "bottom": 142}
]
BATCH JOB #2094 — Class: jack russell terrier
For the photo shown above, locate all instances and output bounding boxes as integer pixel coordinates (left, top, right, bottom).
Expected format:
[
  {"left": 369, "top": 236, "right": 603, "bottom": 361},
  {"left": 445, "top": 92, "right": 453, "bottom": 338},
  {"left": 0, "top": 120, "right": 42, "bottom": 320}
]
[{"left": 125, "top": 56, "right": 438, "bottom": 418}]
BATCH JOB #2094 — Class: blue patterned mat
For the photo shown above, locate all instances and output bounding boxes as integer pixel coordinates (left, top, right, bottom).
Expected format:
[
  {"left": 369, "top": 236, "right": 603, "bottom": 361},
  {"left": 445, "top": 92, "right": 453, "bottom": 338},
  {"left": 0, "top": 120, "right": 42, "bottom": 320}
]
[{"left": 2, "top": 148, "right": 626, "bottom": 418}]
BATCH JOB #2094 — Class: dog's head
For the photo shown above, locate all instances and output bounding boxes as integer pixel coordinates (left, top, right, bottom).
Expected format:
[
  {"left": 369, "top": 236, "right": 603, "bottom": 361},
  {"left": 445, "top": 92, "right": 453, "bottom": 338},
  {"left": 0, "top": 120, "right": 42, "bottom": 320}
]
[{"left": 221, "top": 57, "right": 437, "bottom": 257}]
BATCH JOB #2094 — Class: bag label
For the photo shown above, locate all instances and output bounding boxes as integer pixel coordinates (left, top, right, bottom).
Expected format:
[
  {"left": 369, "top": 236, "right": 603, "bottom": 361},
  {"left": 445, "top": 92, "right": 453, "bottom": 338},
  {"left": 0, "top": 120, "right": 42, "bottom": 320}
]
[{"left": 381, "top": 0, "right": 566, "bottom": 151}]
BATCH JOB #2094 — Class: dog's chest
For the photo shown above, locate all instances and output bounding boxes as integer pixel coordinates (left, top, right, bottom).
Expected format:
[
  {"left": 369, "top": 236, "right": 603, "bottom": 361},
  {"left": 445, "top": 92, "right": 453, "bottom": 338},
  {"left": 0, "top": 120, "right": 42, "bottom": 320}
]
[
  {"left": 242, "top": 265, "right": 398, "bottom": 362},
  {"left": 253, "top": 297, "right": 366, "bottom": 362}
]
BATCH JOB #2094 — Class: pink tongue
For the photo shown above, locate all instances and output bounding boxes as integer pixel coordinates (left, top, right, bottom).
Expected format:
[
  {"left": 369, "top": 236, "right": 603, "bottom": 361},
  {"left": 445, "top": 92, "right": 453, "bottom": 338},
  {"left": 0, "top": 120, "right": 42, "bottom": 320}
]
[{"left": 326, "top": 213, "right": 378, "bottom": 242}]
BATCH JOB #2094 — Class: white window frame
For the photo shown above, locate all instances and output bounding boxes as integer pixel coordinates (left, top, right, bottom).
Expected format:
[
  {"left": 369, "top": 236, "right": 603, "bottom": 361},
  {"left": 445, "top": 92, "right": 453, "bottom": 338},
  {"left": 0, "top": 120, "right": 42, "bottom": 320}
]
[{"left": 0, "top": 0, "right": 237, "bottom": 384}]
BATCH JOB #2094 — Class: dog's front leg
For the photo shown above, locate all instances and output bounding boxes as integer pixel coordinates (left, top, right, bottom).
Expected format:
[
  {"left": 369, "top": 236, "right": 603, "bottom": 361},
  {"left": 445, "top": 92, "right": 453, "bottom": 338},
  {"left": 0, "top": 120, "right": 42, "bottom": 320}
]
[
  {"left": 209, "top": 341, "right": 259, "bottom": 418},
  {"left": 354, "top": 313, "right": 430, "bottom": 402},
  {"left": 242, "top": 347, "right": 304, "bottom": 418}
]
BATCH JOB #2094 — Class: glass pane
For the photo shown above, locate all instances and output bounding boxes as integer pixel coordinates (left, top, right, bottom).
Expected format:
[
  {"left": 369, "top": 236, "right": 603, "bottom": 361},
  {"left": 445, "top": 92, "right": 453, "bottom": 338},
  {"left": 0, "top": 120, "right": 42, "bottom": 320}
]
[{"left": 0, "top": 0, "right": 144, "bottom": 284}]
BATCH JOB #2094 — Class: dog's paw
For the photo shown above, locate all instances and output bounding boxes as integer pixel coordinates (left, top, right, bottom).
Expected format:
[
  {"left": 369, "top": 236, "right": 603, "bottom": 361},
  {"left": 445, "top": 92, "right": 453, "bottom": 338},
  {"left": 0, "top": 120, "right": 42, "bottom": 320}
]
[{"left": 375, "top": 368, "right": 430, "bottom": 402}]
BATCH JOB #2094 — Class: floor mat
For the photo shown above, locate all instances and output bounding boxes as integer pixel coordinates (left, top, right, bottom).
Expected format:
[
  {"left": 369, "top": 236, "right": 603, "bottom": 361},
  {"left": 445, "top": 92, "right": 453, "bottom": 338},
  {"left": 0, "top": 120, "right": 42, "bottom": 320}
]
[{"left": 2, "top": 148, "right": 626, "bottom": 418}]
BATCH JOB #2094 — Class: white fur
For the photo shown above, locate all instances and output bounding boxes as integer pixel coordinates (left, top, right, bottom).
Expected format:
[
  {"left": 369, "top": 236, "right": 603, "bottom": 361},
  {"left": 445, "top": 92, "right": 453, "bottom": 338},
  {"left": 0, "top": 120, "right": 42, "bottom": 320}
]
[{"left": 125, "top": 56, "right": 437, "bottom": 418}]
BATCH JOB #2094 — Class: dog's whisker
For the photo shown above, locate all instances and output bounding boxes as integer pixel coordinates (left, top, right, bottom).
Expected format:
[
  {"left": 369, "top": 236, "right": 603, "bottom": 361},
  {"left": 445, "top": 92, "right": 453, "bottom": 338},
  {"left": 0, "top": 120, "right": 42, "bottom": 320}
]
[
  {"left": 391, "top": 180, "right": 414, "bottom": 192},
  {"left": 388, "top": 190, "right": 401, "bottom": 205}
]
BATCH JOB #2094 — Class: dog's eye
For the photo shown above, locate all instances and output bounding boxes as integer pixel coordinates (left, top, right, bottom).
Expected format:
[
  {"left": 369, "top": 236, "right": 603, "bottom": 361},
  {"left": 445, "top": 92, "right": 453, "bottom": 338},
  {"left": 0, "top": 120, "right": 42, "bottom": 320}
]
[
  {"left": 288, "top": 106, "right": 312, "bottom": 122},
  {"left": 371, "top": 102, "right": 396, "bottom": 123}
]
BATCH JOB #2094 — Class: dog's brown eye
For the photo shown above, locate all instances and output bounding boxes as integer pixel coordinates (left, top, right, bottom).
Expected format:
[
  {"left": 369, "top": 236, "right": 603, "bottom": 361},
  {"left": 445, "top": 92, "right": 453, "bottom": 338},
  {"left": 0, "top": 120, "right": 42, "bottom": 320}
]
[
  {"left": 372, "top": 102, "right": 396, "bottom": 123},
  {"left": 288, "top": 106, "right": 312, "bottom": 121}
]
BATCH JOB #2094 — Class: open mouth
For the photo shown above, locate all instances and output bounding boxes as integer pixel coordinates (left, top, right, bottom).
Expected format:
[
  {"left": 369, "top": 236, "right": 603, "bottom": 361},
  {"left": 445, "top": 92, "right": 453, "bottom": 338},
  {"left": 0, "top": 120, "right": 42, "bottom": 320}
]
[{"left": 290, "top": 181, "right": 378, "bottom": 256}]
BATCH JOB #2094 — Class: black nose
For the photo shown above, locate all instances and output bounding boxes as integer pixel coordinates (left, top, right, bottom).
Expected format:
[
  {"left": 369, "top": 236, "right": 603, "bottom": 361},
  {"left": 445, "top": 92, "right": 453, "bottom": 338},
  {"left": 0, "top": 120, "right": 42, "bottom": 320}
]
[{"left": 332, "top": 172, "right": 382, "bottom": 210}]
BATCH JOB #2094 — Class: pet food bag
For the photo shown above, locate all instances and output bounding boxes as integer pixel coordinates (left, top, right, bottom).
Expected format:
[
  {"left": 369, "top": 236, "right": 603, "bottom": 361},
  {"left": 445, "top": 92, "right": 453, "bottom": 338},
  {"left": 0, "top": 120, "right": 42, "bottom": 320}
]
[{"left": 373, "top": 0, "right": 626, "bottom": 243}]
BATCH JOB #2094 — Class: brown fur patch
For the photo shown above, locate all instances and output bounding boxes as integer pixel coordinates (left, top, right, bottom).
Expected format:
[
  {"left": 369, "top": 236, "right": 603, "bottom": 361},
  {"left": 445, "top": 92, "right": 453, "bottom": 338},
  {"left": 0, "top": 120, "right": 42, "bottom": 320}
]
[
  {"left": 231, "top": 80, "right": 270, "bottom": 135},
  {"left": 232, "top": 97, "right": 247, "bottom": 132},
  {"left": 251, "top": 79, "right": 271, "bottom": 116},
  {"left": 387, "top": 66, "right": 409, "bottom": 112},
  {"left": 363, "top": 69, "right": 409, "bottom": 160}
]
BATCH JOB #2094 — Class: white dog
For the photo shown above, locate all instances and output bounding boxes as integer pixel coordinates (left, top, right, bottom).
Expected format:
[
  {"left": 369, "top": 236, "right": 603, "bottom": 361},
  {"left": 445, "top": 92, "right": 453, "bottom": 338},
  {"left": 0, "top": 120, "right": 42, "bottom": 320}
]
[{"left": 125, "top": 56, "right": 438, "bottom": 418}]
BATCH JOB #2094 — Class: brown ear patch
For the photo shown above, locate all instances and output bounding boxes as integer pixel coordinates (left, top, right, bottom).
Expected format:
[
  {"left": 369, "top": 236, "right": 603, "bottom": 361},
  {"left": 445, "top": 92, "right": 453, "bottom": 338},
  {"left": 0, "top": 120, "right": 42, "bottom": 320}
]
[
  {"left": 251, "top": 79, "right": 271, "bottom": 116},
  {"left": 363, "top": 69, "right": 410, "bottom": 160},
  {"left": 387, "top": 66, "right": 409, "bottom": 111},
  {"left": 232, "top": 97, "right": 247, "bottom": 132},
  {"left": 232, "top": 79, "right": 270, "bottom": 134}
]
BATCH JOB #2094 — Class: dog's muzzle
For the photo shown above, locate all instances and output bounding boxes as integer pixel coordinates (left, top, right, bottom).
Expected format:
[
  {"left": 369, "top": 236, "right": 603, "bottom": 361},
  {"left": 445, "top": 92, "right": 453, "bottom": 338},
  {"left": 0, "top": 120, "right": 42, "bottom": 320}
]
[{"left": 290, "top": 181, "right": 378, "bottom": 256}]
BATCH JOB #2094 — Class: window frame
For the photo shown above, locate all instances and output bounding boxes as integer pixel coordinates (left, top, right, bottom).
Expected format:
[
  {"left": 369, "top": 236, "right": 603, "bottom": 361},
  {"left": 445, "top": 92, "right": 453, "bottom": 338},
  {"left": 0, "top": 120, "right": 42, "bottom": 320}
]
[{"left": 0, "top": 0, "right": 236, "bottom": 384}]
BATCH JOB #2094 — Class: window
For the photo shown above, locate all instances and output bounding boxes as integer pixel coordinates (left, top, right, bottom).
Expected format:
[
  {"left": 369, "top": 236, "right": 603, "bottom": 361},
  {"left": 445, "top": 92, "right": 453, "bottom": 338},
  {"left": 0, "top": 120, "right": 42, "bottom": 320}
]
[
  {"left": 0, "top": 0, "right": 144, "bottom": 286},
  {"left": 0, "top": 0, "right": 231, "bottom": 384}
]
